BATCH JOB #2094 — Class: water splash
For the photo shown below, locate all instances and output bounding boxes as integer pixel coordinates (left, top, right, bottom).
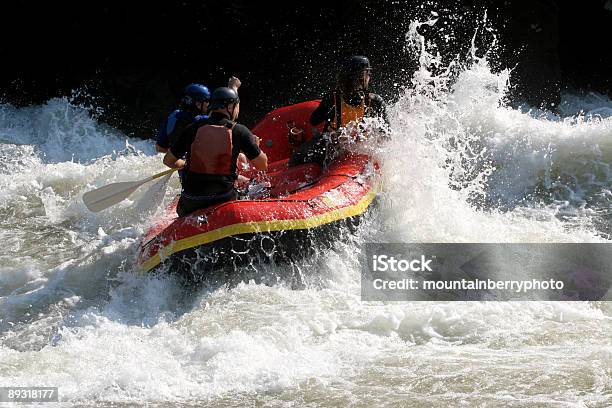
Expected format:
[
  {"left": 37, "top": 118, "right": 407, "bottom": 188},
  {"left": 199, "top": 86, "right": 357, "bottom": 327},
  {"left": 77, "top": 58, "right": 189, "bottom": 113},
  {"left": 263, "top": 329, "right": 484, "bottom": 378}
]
[{"left": 381, "top": 14, "right": 611, "bottom": 243}]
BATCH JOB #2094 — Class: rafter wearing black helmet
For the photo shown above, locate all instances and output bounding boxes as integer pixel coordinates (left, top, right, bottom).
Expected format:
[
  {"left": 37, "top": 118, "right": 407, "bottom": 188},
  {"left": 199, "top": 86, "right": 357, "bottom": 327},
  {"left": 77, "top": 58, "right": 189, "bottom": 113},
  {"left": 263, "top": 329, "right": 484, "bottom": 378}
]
[
  {"left": 310, "top": 55, "right": 388, "bottom": 134},
  {"left": 288, "top": 55, "right": 389, "bottom": 167},
  {"left": 163, "top": 84, "right": 268, "bottom": 217}
]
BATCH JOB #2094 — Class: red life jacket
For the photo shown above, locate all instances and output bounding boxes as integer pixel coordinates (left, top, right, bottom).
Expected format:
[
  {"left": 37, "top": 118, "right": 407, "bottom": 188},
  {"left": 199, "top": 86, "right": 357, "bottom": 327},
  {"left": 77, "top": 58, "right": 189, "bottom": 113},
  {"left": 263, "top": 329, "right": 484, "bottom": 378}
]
[{"left": 188, "top": 121, "right": 235, "bottom": 176}]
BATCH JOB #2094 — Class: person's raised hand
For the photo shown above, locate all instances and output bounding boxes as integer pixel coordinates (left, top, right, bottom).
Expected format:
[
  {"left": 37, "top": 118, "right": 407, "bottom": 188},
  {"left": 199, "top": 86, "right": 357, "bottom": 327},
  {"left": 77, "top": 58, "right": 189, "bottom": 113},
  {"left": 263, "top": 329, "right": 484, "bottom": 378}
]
[{"left": 228, "top": 76, "right": 241, "bottom": 92}]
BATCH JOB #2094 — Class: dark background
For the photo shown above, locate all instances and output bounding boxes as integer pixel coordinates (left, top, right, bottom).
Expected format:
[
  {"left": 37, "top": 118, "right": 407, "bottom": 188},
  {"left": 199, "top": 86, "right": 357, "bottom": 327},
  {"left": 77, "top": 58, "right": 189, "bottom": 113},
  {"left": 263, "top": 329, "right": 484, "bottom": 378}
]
[{"left": 0, "top": 0, "right": 610, "bottom": 136}]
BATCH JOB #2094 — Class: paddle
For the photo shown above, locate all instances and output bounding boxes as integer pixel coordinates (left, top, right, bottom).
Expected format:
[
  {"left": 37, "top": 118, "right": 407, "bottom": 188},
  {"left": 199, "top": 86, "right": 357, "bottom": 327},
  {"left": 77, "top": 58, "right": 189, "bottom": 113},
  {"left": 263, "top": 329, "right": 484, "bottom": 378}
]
[{"left": 83, "top": 168, "right": 177, "bottom": 212}]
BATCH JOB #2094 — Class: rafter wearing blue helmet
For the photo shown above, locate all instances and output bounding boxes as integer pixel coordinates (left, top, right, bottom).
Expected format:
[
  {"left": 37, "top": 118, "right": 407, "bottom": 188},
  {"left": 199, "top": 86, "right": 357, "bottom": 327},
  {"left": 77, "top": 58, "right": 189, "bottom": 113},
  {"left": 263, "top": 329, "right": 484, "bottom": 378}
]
[{"left": 155, "top": 83, "right": 211, "bottom": 153}]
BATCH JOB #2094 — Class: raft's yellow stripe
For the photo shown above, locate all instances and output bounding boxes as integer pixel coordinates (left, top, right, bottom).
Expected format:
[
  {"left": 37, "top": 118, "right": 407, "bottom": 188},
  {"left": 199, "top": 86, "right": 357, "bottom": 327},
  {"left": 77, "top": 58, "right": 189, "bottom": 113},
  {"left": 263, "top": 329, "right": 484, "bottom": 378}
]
[{"left": 139, "top": 183, "right": 380, "bottom": 273}]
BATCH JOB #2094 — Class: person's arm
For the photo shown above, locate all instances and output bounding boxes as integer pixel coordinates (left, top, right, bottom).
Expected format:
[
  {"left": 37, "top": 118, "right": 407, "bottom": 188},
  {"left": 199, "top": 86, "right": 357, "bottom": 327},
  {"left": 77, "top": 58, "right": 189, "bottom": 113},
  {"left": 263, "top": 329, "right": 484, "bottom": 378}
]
[
  {"left": 228, "top": 76, "right": 241, "bottom": 93},
  {"left": 163, "top": 151, "right": 185, "bottom": 169},
  {"left": 248, "top": 134, "right": 267, "bottom": 170},
  {"left": 236, "top": 125, "right": 268, "bottom": 171},
  {"left": 236, "top": 152, "right": 248, "bottom": 170},
  {"left": 367, "top": 93, "right": 391, "bottom": 141},
  {"left": 250, "top": 151, "right": 268, "bottom": 170},
  {"left": 251, "top": 135, "right": 268, "bottom": 171},
  {"left": 369, "top": 93, "right": 390, "bottom": 126},
  {"left": 310, "top": 93, "right": 335, "bottom": 126},
  {"left": 155, "top": 119, "right": 171, "bottom": 153},
  {"left": 163, "top": 123, "right": 194, "bottom": 169}
]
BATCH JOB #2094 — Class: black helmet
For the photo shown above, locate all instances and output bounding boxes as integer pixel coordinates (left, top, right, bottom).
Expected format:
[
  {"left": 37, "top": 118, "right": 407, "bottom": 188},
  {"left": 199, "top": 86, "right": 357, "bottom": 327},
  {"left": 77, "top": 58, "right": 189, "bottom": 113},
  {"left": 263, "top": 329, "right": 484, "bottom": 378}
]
[
  {"left": 209, "top": 87, "right": 240, "bottom": 110},
  {"left": 344, "top": 55, "right": 371, "bottom": 74}
]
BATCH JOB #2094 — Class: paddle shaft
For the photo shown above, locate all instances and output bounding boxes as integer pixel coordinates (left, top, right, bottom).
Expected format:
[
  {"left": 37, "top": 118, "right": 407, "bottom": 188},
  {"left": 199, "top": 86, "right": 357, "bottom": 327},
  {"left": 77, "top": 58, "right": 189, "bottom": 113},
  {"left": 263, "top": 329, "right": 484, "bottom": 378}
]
[{"left": 149, "top": 167, "right": 178, "bottom": 182}]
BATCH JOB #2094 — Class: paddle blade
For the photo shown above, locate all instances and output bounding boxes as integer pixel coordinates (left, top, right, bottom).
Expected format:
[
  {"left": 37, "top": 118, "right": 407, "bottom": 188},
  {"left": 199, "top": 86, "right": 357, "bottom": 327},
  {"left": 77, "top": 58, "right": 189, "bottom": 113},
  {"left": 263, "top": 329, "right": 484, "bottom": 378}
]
[{"left": 82, "top": 180, "right": 144, "bottom": 212}]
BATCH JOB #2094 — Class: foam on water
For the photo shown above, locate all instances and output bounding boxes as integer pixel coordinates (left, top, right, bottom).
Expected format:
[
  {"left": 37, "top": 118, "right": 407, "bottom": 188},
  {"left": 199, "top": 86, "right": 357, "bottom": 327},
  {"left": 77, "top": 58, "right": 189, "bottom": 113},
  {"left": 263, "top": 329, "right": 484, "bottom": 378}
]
[{"left": 0, "top": 14, "right": 611, "bottom": 407}]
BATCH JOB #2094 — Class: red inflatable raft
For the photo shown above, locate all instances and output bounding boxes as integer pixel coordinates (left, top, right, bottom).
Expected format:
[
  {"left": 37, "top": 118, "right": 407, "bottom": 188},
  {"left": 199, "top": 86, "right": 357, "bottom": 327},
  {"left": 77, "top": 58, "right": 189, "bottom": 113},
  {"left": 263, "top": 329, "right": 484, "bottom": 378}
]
[{"left": 136, "top": 101, "right": 381, "bottom": 278}]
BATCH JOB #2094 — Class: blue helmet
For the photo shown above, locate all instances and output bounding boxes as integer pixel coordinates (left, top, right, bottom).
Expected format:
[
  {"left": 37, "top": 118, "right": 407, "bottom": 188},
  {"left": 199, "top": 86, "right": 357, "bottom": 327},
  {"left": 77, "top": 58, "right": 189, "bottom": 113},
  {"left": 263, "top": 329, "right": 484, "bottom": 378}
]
[{"left": 182, "top": 83, "right": 210, "bottom": 105}]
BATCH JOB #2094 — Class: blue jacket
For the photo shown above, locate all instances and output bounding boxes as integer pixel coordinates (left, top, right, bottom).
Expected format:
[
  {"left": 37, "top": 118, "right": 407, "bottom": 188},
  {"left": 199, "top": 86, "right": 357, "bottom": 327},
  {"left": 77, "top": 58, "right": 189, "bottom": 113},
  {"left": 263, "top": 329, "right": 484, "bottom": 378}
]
[{"left": 156, "top": 109, "right": 208, "bottom": 149}]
